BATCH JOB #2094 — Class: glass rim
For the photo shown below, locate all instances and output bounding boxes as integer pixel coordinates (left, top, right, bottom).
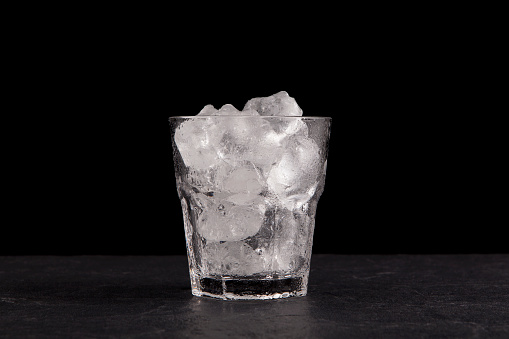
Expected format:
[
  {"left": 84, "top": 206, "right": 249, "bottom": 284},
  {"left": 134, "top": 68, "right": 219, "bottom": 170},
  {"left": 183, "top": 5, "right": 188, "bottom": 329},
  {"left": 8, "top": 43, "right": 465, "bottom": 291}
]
[{"left": 169, "top": 115, "right": 331, "bottom": 120}]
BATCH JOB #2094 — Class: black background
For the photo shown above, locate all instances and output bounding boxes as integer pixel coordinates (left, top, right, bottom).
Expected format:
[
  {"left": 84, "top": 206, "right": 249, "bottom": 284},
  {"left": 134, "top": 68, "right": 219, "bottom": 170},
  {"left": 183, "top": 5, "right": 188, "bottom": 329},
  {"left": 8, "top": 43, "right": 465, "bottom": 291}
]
[{"left": 3, "top": 12, "right": 505, "bottom": 255}]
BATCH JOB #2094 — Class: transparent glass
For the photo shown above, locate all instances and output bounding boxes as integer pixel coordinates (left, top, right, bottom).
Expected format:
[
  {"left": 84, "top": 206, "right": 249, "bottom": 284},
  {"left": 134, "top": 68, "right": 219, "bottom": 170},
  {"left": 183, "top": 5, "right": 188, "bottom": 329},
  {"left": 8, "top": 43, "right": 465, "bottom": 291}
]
[{"left": 169, "top": 116, "right": 331, "bottom": 300}]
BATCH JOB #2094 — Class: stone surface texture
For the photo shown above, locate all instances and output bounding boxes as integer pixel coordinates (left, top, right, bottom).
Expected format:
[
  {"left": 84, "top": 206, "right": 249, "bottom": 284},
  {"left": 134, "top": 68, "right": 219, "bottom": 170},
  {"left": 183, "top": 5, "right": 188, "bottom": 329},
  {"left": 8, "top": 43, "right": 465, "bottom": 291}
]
[{"left": 1, "top": 255, "right": 508, "bottom": 338}]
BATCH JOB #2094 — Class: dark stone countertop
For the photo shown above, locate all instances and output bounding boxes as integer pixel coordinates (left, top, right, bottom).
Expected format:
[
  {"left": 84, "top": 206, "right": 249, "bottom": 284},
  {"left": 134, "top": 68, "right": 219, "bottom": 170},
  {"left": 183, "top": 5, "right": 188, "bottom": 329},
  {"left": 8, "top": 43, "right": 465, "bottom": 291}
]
[{"left": 0, "top": 255, "right": 508, "bottom": 338}]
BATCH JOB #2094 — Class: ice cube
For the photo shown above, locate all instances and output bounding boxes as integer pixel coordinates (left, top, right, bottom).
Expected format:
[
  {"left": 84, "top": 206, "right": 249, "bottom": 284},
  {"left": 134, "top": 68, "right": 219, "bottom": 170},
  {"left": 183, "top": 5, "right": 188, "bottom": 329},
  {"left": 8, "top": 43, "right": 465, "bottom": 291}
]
[
  {"left": 270, "top": 118, "right": 309, "bottom": 139},
  {"left": 280, "top": 181, "right": 319, "bottom": 210},
  {"left": 198, "top": 104, "right": 260, "bottom": 116},
  {"left": 216, "top": 104, "right": 240, "bottom": 115},
  {"left": 223, "top": 167, "right": 263, "bottom": 194},
  {"left": 196, "top": 200, "right": 264, "bottom": 242},
  {"left": 174, "top": 118, "right": 223, "bottom": 171},
  {"left": 241, "top": 108, "right": 260, "bottom": 116},
  {"left": 222, "top": 166, "right": 264, "bottom": 205},
  {"left": 214, "top": 117, "right": 282, "bottom": 172},
  {"left": 197, "top": 104, "right": 218, "bottom": 116},
  {"left": 204, "top": 241, "right": 265, "bottom": 276},
  {"left": 267, "top": 136, "right": 321, "bottom": 199},
  {"left": 218, "top": 105, "right": 259, "bottom": 116},
  {"left": 271, "top": 209, "right": 310, "bottom": 272},
  {"left": 261, "top": 119, "right": 309, "bottom": 168},
  {"left": 226, "top": 192, "right": 263, "bottom": 206},
  {"left": 243, "top": 91, "right": 303, "bottom": 117}
]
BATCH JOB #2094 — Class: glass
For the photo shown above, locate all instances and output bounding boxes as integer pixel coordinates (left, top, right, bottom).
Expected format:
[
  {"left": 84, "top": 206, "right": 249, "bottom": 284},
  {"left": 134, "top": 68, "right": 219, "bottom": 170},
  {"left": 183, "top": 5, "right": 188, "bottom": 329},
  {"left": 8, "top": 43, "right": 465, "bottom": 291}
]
[{"left": 169, "top": 116, "right": 331, "bottom": 300}]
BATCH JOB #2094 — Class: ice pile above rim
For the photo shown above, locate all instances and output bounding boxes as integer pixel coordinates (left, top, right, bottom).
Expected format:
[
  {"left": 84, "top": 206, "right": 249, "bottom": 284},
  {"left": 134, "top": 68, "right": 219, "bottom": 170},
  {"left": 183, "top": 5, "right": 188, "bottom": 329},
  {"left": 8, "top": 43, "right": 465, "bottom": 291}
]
[{"left": 197, "top": 91, "right": 303, "bottom": 117}]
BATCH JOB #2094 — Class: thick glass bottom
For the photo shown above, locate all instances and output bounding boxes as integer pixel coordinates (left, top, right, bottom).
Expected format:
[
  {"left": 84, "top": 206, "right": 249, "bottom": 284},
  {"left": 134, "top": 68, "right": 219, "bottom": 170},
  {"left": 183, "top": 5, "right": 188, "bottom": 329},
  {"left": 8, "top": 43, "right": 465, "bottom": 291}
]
[{"left": 191, "top": 276, "right": 307, "bottom": 300}]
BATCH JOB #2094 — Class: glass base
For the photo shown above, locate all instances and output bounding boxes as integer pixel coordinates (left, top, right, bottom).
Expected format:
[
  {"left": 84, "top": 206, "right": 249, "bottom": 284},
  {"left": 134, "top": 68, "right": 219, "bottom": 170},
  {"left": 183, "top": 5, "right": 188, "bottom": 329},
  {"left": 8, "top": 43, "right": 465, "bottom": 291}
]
[{"left": 191, "top": 276, "right": 307, "bottom": 300}]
